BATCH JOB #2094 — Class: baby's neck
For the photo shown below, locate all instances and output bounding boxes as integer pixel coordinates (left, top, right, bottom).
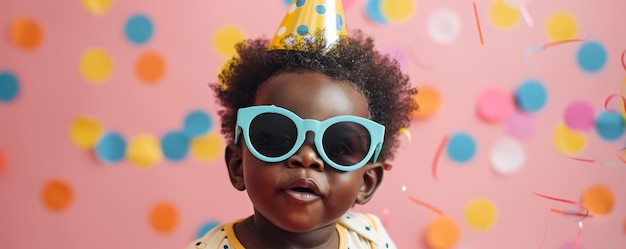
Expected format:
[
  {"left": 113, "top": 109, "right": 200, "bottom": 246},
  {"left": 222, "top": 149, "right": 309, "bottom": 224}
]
[{"left": 234, "top": 213, "right": 339, "bottom": 249}]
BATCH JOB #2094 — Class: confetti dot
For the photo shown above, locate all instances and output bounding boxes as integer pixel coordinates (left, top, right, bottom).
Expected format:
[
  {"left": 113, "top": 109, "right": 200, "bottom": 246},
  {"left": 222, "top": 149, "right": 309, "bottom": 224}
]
[
  {"left": 505, "top": 110, "right": 535, "bottom": 139},
  {"left": 503, "top": 0, "right": 530, "bottom": 7},
  {"left": 95, "top": 131, "right": 126, "bottom": 164},
  {"left": 80, "top": 0, "right": 113, "bottom": 15},
  {"left": 213, "top": 26, "right": 246, "bottom": 58},
  {"left": 128, "top": 134, "right": 163, "bottom": 169},
  {"left": 577, "top": 41, "right": 607, "bottom": 73},
  {"left": 0, "top": 71, "right": 19, "bottom": 102},
  {"left": 446, "top": 132, "right": 476, "bottom": 163},
  {"left": 69, "top": 115, "right": 104, "bottom": 150},
  {"left": 125, "top": 13, "right": 153, "bottom": 45},
  {"left": 546, "top": 11, "right": 577, "bottom": 41},
  {"left": 425, "top": 216, "right": 460, "bottom": 249},
  {"left": 563, "top": 100, "right": 595, "bottom": 132},
  {"left": 488, "top": 0, "right": 520, "bottom": 29},
  {"left": 380, "top": 0, "right": 415, "bottom": 23},
  {"left": 553, "top": 122, "right": 586, "bottom": 155},
  {"left": 183, "top": 110, "right": 212, "bottom": 138},
  {"left": 80, "top": 47, "right": 113, "bottom": 84},
  {"left": 490, "top": 137, "right": 525, "bottom": 176},
  {"left": 464, "top": 198, "right": 497, "bottom": 231},
  {"left": 476, "top": 88, "right": 514, "bottom": 123},
  {"left": 581, "top": 184, "right": 614, "bottom": 215},
  {"left": 558, "top": 240, "right": 586, "bottom": 249},
  {"left": 595, "top": 111, "right": 625, "bottom": 141},
  {"left": 412, "top": 85, "right": 441, "bottom": 119},
  {"left": 9, "top": 17, "right": 43, "bottom": 51},
  {"left": 136, "top": 51, "right": 166, "bottom": 84},
  {"left": 149, "top": 202, "right": 179, "bottom": 234},
  {"left": 515, "top": 79, "right": 547, "bottom": 113},
  {"left": 190, "top": 132, "right": 222, "bottom": 162},
  {"left": 196, "top": 220, "right": 220, "bottom": 238},
  {"left": 365, "top": 0, "right": 386, "bottom": 24},
  {"left": 427, "top": 9, "right": 461, "bottom": 45},
  {"left": 42, "top": 179, "right": 73, "bottom": 212},
  {"left": 161, "top": 131, "right": 189, "bottom": 162}
]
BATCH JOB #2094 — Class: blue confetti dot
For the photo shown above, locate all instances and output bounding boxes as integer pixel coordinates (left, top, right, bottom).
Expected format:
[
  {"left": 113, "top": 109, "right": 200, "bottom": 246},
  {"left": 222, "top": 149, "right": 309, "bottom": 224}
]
[
  {"left": 577, "top": 41, "right": 607, "bottom": 73},
  {"left": 595, "top": 111, "right": 625, "bottom": 141},
  {"left": 0, "top": 71, "right": 19, "bottom": 102},
  {"left": 336, "top": 14, "right": 343, "bottom": 31},
  {"left": 515, "top": 79, "right": 547, "bottom": 113},
  {"left": 196, "top": 220, "right": 220, "bottom": 239},
  {"left": 183, "top": 110, "right": 212, "bottom": 138},
  {"left": 161, "top": 131, "right": 190, "bottom": 161},
  {"left": 95, "top": 132, "right": 126, "bottom": 164},
  {"left": 296, "top": 25, "right": 309, "bottom": 35},
  {"left": 125, "top": 14, "right": 153, "bottom": 45},
  {"left": 446, "top": 132, "right": 476, "bottom": 163},
  {"left": 365, "top": 0, "right": 387, "bottom": 24},
  {"left": 315, "top": 5, "right": 326, "bottom": 14},
  {"left": 283, "top": 0, "right": 292, "bottom": 6},
  {"left": 296, "top": 0, "right": 306, "bottom": 7}
]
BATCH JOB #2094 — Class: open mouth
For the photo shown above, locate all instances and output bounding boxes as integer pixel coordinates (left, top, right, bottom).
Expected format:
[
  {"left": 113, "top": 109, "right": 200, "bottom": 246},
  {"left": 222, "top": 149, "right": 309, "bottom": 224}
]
[{"left": 291, "top": 187, "right": 315, "bottom": 193}]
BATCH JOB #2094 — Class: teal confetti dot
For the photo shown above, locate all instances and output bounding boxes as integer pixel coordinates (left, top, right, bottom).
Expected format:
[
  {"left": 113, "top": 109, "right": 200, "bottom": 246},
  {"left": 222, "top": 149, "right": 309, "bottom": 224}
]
[
  {"left": 296, "top": 0, "right": 306, "bottom": 7},
  {"left": 365, "top": 0, "right": 387, "bottom": 24},
  {"left": 515, "top": 79, "right": 547, "bottom": 113},
  {"left": 196, "top": 220, "right": 220, "bottom": 239},
  {"left": 446, "top": 132, "right": 476, "bottom": 163},
  {"left": 161, "top": 131, "right": 189, "bottom": 161},
  {"left": 95, "top": 132, "right": 126, "bottom": 164},
  {"left": 183, "top": 110, "right": 212, "bottom": 138},
  {"left": 125, "top": 13, "right": 153, "bottom": 45},
  {"left": 595, "top": 111, "right": 625, "bottom": 141},
  {"left": 0, "top": 71, "right": 19, "bottom": 102},
  {"left": 577, "top": 41, "right": 607, "bottom": 73}
]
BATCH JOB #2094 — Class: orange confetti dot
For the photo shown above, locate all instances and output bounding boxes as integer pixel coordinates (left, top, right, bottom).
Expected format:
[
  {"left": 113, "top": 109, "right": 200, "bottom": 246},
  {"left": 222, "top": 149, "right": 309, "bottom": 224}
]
[
  {"left": 42, "top": 179, "right": 73, "bottom": 211},
  {"left": 149, "top": 202, "right": 179, "bottom": 234},
  {"left": 425, "top": 216, "right": 460, "bottom": 249},
  {"left": 581, "top": 184, "right": 614, "bottom": 215},
  {"left": 136, "top": 51, "right": 166, "bottom": 84},
  {"left": 9, "top": 17, "right": 43, "bottom": 51},
  {"left": 413, "top": 85, "right": 441, "bottom": 119}
]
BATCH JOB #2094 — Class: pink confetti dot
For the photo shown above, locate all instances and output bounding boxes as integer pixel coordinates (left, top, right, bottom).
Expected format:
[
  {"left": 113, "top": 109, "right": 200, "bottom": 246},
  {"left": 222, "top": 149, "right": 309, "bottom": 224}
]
[
  {"left": 476, "top": 88, "right": 514, "bottom": 123},
  {"left": 563, "top": 100, "right": 595, "bottom": 131},
  {"left": 505, "top": 110, "right": 535, "bottom": 139}
]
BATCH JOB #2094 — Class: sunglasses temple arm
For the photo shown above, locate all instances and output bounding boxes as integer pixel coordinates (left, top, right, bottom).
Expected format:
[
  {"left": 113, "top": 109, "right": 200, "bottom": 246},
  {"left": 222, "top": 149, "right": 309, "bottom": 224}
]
[
  {"left": 371, "top": 143, "right": 383, "bottom": 163},
  {"left": 234, "top": 126, "right": 242, "bottom": 145}
]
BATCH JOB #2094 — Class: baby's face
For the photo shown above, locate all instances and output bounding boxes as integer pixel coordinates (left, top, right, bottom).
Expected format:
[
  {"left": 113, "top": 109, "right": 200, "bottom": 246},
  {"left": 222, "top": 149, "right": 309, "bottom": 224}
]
[{"left": 241, "top": 71, "right": 377, "bottom": 232}]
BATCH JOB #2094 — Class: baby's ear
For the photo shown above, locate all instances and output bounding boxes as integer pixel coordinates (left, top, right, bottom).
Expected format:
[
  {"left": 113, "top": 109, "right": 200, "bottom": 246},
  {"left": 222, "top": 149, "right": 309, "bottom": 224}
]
[
  {"left": 355, "top": 163, "right": 385, "bottom": 205},
  {"left": 225, "top": 143, "right": 245, "bottom": 191}
]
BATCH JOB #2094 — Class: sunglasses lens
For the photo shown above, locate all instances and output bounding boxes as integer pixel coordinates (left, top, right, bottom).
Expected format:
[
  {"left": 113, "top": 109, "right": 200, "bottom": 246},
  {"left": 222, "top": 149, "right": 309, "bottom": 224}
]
[
  {"left": 249, "top": 113, "right": 297, "bottom": 157},
  {"left": 322, "top": 122, "right": 371, "bottom": 167}
]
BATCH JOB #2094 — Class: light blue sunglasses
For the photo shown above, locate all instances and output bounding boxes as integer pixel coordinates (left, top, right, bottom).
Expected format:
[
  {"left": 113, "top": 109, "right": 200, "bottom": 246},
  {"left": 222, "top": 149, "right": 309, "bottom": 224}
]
[{"left": 235, "top": 105, "right": 385, "bottom": 171}]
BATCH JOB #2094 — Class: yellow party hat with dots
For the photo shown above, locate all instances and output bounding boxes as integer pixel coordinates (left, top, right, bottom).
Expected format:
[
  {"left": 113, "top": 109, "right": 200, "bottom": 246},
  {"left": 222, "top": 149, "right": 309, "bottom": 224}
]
[{"left": 269, "top": 0, "right": 347, "bottom": 50}]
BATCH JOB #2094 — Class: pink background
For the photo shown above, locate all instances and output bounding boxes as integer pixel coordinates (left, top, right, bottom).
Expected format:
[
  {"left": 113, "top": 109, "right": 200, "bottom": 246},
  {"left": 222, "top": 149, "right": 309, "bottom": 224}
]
[{"left": 2, "top": 0, "right": 625, "bottom": 248}]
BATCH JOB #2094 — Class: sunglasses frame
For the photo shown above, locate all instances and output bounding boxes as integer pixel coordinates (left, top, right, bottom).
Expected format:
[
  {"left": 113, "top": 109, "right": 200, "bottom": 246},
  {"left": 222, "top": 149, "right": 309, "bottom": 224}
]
[{"left": 234, "top": 105, "right": 385, "bottom": 171}]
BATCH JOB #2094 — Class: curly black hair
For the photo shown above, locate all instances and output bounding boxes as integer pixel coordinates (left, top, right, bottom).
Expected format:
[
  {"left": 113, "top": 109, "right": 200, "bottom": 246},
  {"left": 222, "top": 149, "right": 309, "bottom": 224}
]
[{"left": 210, "top": 30, "right": 418, "bottom": 162}]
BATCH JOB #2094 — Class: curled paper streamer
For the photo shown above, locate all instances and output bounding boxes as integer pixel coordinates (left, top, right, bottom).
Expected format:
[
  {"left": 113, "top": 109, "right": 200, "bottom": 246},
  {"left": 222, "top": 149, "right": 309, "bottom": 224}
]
[
  {"left": 604, "top": 93, "right": 626, "bottom": 113},
  {"left": 567, "top": 156, "right": 626, "bottom": 168},
  {"left": 472, "top": 2, "right": 484, "bottom": 45},
  {"left": 431, "top": 135, "right": 449, "bottom": 180},
  {"left": 621, "top": 49, "right": 626, "bottom": 71},
  {"left": 519, "top": 5, "right": 533, "bottom": 27},
  {"left": 402, "top": 186, "right": 444, "bottom": 216},
  {"left": 533, "top": 192, "right": 585, "bottom": 207}
]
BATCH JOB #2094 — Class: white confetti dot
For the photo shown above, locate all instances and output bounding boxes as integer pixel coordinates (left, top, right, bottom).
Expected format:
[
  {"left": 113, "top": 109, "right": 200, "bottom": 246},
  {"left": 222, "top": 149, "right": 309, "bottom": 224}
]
[
  {"left": 490, "top": 136, "right": 525, "bottom": 176},
  {"left": 427, "top": 8, "right": 461, "bottom": 45}
]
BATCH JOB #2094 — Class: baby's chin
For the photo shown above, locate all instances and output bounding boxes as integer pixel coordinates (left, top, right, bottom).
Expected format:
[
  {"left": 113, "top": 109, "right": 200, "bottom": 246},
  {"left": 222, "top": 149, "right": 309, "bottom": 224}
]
[{"left": 267, "top": 212, "right": 340, "bottom": 233}]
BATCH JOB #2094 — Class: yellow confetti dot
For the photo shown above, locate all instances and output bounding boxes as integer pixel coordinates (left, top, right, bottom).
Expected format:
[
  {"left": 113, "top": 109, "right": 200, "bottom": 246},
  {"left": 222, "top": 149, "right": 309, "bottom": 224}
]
[
  {"left": 149, "top": 202, "right": 179, "bottom": 234},
  {"left": 380, "top": 0, "right": 415, "bottom": 23},
  {"left": 581, "top": 184, "right": 614, "bottom": 215},
  {"left": 425, "top": 216, "right": 460, "bottom": 249},
  {"left": 69, "top": 115, "right": 104, "bottom": 150},
  {"left": 80, "top": 0, "right": 113, "bottom": 15},
  {"left": 546, "top": 11, "right": 577, "bottom": 41},
  {"left": 488, "top": 0, "right": 520, "bottom": 29},
  {"left": 127, "top": 134, "right": 163, "bottom": 169},
  {"left": 413, "top": 85, "right": 441, "bottom": 119},
  {"left": 191, "top": 132, "right": 222, "bottom": 163},
  {"left": 9, "top": 17, "right": 43, "bottom": 51},
  {"left": 464, "top": 198, "right": 497, "bottom": 231},
  {"left": 80, "top": 47, "right": 113, "bottom": 84},
  {"left": 213, "top": 26, "right": 245, "bottom": 58},
  {"left": 553, "top": 122, "right": 586, "bottom": 155},
  {"left": 42, "top": 179, "right": 73, "bottom": 212}
]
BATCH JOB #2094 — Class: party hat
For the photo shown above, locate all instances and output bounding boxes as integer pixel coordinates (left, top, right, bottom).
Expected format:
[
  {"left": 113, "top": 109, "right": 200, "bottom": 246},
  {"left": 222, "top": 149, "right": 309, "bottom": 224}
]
[{"left": 269, "top": 0, "right": 347, "bottom": 50}]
